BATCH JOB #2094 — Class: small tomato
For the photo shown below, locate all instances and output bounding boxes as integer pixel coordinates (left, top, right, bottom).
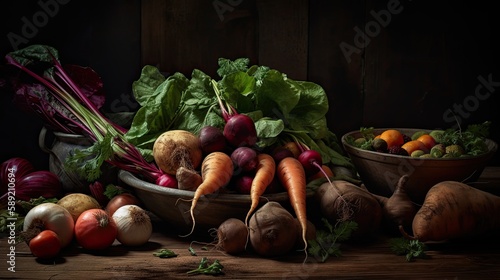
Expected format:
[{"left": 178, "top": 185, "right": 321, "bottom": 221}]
[
  {"left": 29, "top": 230, "right": 61, "bottom": 259},
  {"left": 75, "top": 209, "right": 117, "bottom": 250}
]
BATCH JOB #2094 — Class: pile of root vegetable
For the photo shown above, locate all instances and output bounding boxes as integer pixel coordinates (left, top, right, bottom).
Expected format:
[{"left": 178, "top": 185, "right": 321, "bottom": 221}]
[{"left": 3, "top": 45, "right": 499, "bottom": 262}]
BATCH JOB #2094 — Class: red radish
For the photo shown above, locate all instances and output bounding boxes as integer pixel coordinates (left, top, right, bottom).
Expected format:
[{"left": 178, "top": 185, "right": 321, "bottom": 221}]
[
  {"left": 199, "top": 125, "right": 226, "bottom": 154},
  {"left": 211, "top": 80, "right": 257, "bottom": 147},
  {"left": 298, "top": 149, "right": 323, "bottom": 176},
  {"left": 231, "top": 147, "right": 258, "bottom": 173},
  {"left": 155, "top": 173, "right": 178, "bottom": 188}
]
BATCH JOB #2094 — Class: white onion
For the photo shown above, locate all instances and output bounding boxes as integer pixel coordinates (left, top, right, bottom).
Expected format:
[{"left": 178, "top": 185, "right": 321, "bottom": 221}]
[
  {"left": 23, "top": 203, "right": 75, "bottom": 247},
  {"left": 112, "top": 205, "right": 152, "bottom": 246}
]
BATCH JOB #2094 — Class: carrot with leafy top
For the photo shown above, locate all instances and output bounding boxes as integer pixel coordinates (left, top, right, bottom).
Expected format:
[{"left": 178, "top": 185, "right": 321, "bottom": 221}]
[
  {"left": 245, "top": 153, "right": 276, "bottom": 226},
  {"left": 182, "top": 151, "right": 233, "bottom": 237},
  {"left": 277, "top": 156, "right": 308, "bottom": 259}
]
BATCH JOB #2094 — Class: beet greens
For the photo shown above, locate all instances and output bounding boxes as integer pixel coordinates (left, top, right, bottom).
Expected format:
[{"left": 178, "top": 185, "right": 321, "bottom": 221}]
[{"left": 4, "top": 45, "right": 166, "bottom": 184}]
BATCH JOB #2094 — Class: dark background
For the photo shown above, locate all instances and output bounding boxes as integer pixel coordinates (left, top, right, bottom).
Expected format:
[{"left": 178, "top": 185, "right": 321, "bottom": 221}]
[{"left": 1, "top": 0, "right": 499, "bottom": 171}]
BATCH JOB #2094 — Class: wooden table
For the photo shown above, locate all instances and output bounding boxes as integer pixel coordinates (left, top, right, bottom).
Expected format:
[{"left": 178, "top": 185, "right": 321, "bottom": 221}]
[{"left": 2, "top": 167, "right": 500, "bottom": 279}]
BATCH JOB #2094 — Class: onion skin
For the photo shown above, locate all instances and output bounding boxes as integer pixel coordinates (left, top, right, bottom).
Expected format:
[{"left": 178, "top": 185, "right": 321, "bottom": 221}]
[
  {"left": 15, "top": 171, "right": 63, "bottom": 201},
  {"left": 1, "top": 157, "right": 35, "bottom": 193},
  {"left": 112, "top": 205, "right": 152, "bottom": 246},
  {"left": 23, "top": 203, "right": 75, "bottom": 248},
  {"left": 105, "top": 193, "right": 141, "bottom": 217}
]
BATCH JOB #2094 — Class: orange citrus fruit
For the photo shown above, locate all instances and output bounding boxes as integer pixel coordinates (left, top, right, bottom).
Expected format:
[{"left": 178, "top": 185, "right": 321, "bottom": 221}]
[
  {"left": 416, "top": 134, "right": 437, "bottom": 150},
  {"left": 401, "top": 140, "right": 428, "bottom": 155},
  {"left": 379, "top": 129, "right": 404, "bottom": 148}
]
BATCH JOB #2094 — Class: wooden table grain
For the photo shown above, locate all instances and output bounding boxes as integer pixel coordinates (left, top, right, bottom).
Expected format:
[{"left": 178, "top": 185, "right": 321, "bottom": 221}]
[{"left": 1, "top": 167, "right": 499, "bottom": 280}]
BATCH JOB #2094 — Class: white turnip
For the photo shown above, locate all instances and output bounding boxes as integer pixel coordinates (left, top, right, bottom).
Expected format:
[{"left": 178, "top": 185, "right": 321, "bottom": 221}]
[{"left": 152, "top": 130, "right": 203, "bottom": 175}]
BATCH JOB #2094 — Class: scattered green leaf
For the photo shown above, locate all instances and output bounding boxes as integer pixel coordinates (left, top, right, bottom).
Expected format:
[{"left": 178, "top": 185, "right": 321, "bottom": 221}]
[
  {"left": 188, "top": 246, "right": 197, "bottom": 256},
  {"left": 389, "top": 238, "right": 427, "bottom": 262},
  {"left": 307, "top": 219, "right": 358, "bottom": 262},
  {"left": 103, "top": 184, "right": 126, "bottom": 200},
  {"left": 16, "top": 196, "right": 59, "bottom": 213},
  {"left": 187, "top": 257, "right": 224, "bottom": 276},
  {"left": 153, "top": 249, "right": 178, "bottom": 258}
]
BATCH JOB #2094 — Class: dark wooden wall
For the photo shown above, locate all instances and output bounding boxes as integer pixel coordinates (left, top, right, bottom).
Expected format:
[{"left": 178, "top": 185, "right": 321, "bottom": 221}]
[
  {"left": 2, "top": 0, "right": 499, "bottom": 168},
  {"left": 0, "top": 0, "right": 142, "bottom": 169},
  {"left": 141, "top": 0, "right": 500, "bottom": 164}
]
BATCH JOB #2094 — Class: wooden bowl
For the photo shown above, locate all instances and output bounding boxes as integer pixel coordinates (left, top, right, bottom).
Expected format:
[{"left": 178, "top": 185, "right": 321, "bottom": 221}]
[
  {"left": 118, "top": 170, "right": 313, "bottom": 234},
  {"left": 341, "top": 128, "right": 498, "bottom": 203}
]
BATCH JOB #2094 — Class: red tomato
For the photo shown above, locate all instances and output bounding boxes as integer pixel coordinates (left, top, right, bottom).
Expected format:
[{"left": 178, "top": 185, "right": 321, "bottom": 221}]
[
  {"left": 29, "top": 230, "right": 61, "bottom": 258},
  {"left": 75, "top": 209, "right": 117, "bottom": 250}
]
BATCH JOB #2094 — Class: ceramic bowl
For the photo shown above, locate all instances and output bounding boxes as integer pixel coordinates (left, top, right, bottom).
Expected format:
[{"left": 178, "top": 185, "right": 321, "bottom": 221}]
[
  {"left": 118, "top": 170, "right": 313, "bottom": 233},
  {"left": 341, "top": 128, "right": 498, "bottom": 203}
]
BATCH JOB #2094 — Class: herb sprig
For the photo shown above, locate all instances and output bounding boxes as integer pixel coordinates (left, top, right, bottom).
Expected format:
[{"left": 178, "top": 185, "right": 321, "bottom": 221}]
[
  {"left": 389, "top": 238, "right": 427, "bottom": 262},
  {"left": 187, "top": 257, "right": 224, "bottom": 276},
  {"left": 153, "top": 249, "right": 178, "bottom": 258},
  {"left": 307, "top": 219, "right": 358, "bottom": 262}
]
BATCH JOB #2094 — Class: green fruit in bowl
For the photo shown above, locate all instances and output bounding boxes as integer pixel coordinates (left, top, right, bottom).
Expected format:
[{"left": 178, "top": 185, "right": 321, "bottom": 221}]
[
  {"left": 429, "top": 130, "right": 445, "bottom": 144},
  {"left": 430, "top": 144, "right": 446, "bottom": 158},
  {"left": 411, "top": 130, "right": 428, "bottom": 141},
  {"left": 445, "top": 144, "right": 465, "bottom": 157},
  {"left": 372, "top": 138, "right": 388, "bottom": 152},
  {"left": 411, "top": 150, "right": 426, "bottom": 157}
]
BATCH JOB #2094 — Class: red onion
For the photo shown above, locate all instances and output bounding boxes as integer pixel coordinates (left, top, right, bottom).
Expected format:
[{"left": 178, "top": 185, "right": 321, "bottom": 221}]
[
  {"left": 14, "top": 170, "right": 63, "bottom": 201},
  {"left": 1, "top": 157, "right": 35, "bottom": 193}
]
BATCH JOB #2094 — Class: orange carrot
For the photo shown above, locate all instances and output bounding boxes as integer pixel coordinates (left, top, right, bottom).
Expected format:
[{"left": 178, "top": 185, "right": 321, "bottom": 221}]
[
  {"left": 245, "top": 153, "right": 276, "bottom": 226},
  {"left": 277, "top": 157, "right": 308, "bottom": 259},
  {"left": 182, "top": 151, "right": 233, "bottom": 237}
]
